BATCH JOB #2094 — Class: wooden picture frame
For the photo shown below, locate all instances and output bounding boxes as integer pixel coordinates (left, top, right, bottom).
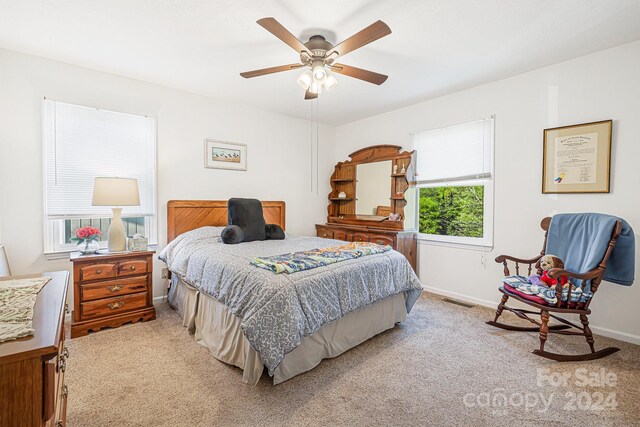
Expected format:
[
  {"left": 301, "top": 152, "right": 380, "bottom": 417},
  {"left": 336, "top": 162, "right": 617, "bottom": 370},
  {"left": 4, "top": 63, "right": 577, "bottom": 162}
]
[
  {"left": 204, "top": 139, "right": 247, "bottom": 171},
  {"left": 542, "top": 120, "right": 612, "bottom": 194}
]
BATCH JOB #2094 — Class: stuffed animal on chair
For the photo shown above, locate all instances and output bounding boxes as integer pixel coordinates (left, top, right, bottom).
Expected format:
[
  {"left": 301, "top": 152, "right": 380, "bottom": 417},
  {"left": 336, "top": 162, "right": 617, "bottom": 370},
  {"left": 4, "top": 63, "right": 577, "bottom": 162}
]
[
  {"left": 527, "top": 254, "right": 568, "bottom": 288},
  {"left": 221, "top": 198, "right": 285, "bottom": 244}
]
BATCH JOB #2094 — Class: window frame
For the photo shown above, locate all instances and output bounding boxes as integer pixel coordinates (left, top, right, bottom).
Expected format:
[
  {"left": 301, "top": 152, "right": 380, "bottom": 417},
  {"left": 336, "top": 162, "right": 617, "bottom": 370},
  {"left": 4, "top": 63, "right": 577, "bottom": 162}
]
[
  {"left": 413, "top": 116, "right": 495, "bottom": 249},
  {"left": 42, "top": 100, "right": 158, "bottom": 255},
  {"left": 416, "top": 178, "right": 494, "bottom": 248}
]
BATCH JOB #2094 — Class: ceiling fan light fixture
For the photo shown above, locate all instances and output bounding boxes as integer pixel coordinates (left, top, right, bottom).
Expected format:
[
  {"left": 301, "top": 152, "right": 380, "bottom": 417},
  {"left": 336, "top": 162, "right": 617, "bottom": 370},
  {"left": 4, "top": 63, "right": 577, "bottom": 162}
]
[
  {"left": 309, "top": 81, "right": 322, "bottom": 94},
  {"left": 296, "top": 69, "right": 313, "bottom": 89},
  {"left": 312, "top": 64, "right": 327, "bottom": 82},
  {"left": 323, "top": 72, "right": 338, "bottom": 91}
]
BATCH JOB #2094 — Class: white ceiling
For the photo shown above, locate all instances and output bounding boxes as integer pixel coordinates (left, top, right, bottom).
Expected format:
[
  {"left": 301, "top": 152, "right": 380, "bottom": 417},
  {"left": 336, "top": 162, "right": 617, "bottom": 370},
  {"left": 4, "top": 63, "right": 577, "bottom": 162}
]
[{"left": 1, "top": 0, "right": 640, "bottom": 125}]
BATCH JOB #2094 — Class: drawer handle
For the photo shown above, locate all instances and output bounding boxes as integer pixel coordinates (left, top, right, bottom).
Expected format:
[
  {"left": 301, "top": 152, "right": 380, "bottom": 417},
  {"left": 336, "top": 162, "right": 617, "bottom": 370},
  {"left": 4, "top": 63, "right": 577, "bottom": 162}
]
[
  {"left": 376, "top": 240, "right": 385, "bottom": 245},
  {"left": 107, "top": 285, "right": 124, "bottom": 292},
  {"left": 96, "top": 269, "right": 102, "bottom": 274},
  {"left": 108, "top": 301, "right": 125, "bottom": 310},
  {"left": 130, "top": 266, "right": 136, "bottom": 270},
  {"left": 62, "top": 385, "right": 68, "bottom": 398}
]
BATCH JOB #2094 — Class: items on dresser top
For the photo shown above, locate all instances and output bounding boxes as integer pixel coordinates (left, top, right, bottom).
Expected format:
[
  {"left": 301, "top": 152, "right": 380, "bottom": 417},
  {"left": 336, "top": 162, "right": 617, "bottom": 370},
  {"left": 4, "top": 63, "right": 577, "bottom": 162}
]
[
  {"left": 0, "top": 276, "right": 51, "bottom": 343},
  {"left": 0, "top": 272, "right": 69, "bottom": 427},
  {"left": 70, "top": 250, "right": 156, "bottom": 338}
]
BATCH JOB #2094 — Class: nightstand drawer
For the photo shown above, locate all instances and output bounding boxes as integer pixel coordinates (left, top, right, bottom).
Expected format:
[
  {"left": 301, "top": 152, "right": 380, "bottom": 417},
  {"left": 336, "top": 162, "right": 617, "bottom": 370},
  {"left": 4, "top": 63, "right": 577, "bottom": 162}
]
[
  {"left": 118, "top": 259, "right": 148, "bottom": 277},
  {"left": 81, "top": 292, "right": 148, "bottom": 320},
  {"left": 81, "top": 276, "right": 148, "bottom": 301},
  {"left": 80, "top": 263, "right": 117, "bottom": 281}
]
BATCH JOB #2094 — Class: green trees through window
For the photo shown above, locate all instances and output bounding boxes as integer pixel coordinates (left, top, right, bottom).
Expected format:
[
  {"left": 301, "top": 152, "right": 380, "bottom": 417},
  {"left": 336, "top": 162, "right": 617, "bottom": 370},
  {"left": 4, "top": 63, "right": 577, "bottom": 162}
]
[{"left": 419, "top": 186, "right": 484, "bottom": 238}]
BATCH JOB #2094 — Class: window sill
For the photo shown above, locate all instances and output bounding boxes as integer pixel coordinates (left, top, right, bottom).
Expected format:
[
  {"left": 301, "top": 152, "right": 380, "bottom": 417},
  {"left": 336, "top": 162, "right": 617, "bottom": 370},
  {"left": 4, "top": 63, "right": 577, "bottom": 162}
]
[
  {"left": 45, "top": 243, "right": 158, "bottom": 261},
  {"left": 417, "top": 237, "right": 493, "bottom": 252}
]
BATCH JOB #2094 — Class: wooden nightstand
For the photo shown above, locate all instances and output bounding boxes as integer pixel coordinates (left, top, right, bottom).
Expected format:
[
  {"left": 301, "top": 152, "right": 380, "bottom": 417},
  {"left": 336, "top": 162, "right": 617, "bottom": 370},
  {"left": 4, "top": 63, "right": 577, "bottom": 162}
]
[{"left": 70, "top": 250, "right": 156, "bottom": 338}]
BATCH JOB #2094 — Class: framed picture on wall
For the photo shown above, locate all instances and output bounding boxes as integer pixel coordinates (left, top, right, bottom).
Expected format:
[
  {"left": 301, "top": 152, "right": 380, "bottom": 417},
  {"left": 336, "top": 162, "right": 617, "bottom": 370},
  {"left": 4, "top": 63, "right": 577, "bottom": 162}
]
[
  {"left": 204, "top": 139, "right": 247, "bottom": 171},
  {"left": 542, "top": 120, "right": 612, "bottom": 194}
]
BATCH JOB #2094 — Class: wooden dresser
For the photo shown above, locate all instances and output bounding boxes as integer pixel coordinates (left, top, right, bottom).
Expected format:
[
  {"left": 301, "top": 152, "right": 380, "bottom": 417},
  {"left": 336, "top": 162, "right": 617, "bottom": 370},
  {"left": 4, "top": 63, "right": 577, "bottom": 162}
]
[
  {"left": 318, "top": 144, "right": 418, "bottom": 273},
  {"left": 316, "top": 224, "right": 417, "bottom": 272},
  {"left": 70, "top": 251, "right": 156, "bottom": 338},
  {"left": 0, "top": 271, "right": 69, "bottom": 427}
]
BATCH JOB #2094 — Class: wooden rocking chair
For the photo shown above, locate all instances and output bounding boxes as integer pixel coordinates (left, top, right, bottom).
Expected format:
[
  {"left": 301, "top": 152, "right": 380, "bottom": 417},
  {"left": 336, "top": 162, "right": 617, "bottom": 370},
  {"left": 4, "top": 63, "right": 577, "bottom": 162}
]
[{"left": 486, "top": 217, "right": 623, "bottom": 361}]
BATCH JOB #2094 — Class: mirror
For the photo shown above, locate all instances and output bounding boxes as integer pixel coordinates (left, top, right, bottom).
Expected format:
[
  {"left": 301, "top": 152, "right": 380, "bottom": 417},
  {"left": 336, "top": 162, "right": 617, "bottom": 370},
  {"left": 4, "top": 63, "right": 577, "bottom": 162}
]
[{"left": 355, "top": 160, "right": 391, "bottom": 216}]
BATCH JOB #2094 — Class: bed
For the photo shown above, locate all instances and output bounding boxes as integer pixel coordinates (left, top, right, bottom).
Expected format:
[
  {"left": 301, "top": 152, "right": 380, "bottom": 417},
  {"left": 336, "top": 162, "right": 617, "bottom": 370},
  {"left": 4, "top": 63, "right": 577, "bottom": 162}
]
[{"left": 160, "top": 200, "right": 422, "bottom": 384}]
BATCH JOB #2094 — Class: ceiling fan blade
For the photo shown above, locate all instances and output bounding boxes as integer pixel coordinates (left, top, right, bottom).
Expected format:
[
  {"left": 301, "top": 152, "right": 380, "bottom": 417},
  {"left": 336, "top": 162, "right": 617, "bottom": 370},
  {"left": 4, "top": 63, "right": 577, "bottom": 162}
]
[
  {"left": 326, "top": 20, "right": 391, "bottom": 58},
  {"left": 240, "top": 63, "right": 304, "bottom": 78},
  {"left": 304, "top": 90, "right": 318, "bottom": 100},
  {"left": 330, "top": 63, "right": 388, "bottom": 85},
  {"left": 257, "top": 17, "right": 312, "bottom": 55}
]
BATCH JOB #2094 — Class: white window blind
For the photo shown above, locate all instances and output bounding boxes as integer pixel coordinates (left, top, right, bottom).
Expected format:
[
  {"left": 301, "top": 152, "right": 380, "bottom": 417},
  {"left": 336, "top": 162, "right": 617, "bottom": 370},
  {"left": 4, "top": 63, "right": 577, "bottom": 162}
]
[
  {"left": 43, "top": 100, "right": 156, "bottom": 219},
  {"left": 413, "top": 117, "right": 493, "bottom": 184}
]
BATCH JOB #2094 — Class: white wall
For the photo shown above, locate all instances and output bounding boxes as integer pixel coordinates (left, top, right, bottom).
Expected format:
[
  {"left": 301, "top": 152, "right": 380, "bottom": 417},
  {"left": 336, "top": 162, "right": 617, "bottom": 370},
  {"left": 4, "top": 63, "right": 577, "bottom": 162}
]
[
  {"left": 0, "top": 48, "right": 335, "bottom": 304},
  {"left": 335, "top": 41, "right": 640, "bottom": 343}
]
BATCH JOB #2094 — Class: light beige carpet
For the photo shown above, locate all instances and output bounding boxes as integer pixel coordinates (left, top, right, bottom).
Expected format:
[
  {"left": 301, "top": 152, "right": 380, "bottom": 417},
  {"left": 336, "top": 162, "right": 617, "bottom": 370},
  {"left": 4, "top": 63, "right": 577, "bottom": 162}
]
[{"left": 65, "top": 293, "right": 640, "bottom": 426}]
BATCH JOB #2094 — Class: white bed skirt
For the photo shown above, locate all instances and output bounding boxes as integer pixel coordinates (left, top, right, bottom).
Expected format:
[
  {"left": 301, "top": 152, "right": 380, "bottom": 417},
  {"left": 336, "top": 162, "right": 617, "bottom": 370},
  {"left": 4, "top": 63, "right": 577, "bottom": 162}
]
[{"left": 169, "top": 278, "right": 407, "bottom": 385}]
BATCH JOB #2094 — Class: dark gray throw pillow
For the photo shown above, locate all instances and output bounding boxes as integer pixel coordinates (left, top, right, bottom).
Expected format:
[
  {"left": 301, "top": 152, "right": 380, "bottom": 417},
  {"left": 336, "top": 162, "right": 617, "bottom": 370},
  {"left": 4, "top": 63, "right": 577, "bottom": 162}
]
[
  {"left": 221, "top": 225, "right": 244, "bottom": 244},
  {"left": 227, "top": 198, "right": 266, "bottom": 242},
  {"left": 265, "top": 224, "right": 285, "bottom": 240}
]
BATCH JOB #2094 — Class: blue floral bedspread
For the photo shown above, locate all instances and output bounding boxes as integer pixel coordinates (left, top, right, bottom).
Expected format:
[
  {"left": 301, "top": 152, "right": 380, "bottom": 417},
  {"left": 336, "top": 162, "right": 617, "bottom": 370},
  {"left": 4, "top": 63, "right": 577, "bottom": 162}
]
[
  {"left": 159, "top": 227, "right": 422, "bottom": 375},
  {"left": 251, "top": 242, "right": 392, "bottom": 274}
]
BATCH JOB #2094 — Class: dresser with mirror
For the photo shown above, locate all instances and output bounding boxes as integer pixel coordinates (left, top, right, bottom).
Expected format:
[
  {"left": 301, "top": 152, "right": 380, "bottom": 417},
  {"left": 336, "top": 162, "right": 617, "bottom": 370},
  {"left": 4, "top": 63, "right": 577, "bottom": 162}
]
[{"left": 316, "top": 145, "right": 417, "bottom": 272}]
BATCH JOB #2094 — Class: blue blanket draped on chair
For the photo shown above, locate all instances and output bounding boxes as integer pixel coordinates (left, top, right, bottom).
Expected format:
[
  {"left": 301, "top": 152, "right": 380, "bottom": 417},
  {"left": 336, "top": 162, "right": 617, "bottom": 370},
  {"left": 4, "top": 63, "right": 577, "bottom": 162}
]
[{"left": 545, "top": 213, "right": 635, "bottom": 286}]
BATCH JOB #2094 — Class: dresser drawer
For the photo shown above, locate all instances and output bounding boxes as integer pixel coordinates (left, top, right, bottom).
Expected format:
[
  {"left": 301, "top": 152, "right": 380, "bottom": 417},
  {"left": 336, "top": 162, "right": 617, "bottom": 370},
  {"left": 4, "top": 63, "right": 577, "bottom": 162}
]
[
  {"left": 352, "top": 233, "right": 370, "bottom": 243},
  {"left": 317, "top": 227, "right": 334, "bottom": 239},
  {"left": 118, "top": 259, "right": 148, "bottom": 277},
  {"left": 333, "top": 230, "right": 348, "bottom": 241},
  {"left": 369, "top": 235, "right": 395, "bottom": 247},
  {"left": 81, "top": 276, "right": 148, "bottom": 302},
  {"left": 80, "top": 263, "right": 117, "bottom": 281},
  {"left": 81, "top": 292, "right": 148, "bottom": 320}
]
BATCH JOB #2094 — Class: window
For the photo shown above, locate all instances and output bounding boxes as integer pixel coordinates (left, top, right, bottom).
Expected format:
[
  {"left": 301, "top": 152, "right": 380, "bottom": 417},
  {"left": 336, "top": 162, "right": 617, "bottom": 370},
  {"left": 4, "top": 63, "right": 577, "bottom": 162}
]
[
  {"left": 412, "top": 117, "right": 494, "bottom": 247},
  {"left": 43, "top": 100, "right": 156, "bottom": 253}
]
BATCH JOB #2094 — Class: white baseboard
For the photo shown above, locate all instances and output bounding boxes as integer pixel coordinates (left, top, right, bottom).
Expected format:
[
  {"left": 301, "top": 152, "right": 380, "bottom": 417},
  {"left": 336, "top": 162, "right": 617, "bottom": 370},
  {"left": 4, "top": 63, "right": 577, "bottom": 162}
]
[
  {"left": 422, "top": 285, "right": 498, "bottom": 309},
  {"left": 423, "top": 285, "right": 640, "bottom": 346},
  {"left": 153, "top": 295, "right": 167, "bottom": 305}
]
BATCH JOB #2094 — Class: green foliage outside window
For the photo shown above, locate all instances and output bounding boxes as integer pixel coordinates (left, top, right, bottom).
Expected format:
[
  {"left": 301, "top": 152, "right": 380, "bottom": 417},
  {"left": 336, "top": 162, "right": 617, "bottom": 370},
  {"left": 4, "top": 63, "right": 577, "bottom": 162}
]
[{"left": 419, "top": 185, "right": 484, "bottom": 238}]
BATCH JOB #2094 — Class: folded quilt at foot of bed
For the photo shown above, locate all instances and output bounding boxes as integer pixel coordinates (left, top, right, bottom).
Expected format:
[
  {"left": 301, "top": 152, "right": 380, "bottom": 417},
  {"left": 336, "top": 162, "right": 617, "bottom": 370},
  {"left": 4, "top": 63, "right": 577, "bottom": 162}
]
[{"left": 251, "top": 242, "right": 392, "bottom": 274}]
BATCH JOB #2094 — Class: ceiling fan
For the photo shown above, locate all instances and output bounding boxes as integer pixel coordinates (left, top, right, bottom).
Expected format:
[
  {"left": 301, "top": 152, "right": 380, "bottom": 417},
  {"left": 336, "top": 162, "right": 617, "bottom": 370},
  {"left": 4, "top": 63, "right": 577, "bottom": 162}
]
[{"left": 240, "top": 18, "right": 391, "bottom": 100}]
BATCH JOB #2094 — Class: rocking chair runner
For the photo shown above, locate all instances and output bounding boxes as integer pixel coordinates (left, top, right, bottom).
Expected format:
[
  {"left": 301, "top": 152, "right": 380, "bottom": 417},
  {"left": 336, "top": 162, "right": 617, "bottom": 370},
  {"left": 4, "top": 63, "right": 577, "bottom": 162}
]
[{"left": 487, "top": 217, "right": 623, "bottom": 361}]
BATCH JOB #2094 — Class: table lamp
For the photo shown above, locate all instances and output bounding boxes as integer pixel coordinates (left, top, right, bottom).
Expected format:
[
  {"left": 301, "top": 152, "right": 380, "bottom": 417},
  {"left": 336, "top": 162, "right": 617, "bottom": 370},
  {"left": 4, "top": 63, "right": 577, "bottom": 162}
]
[
  {"left": 92, "top": 177, "right": 140, "bottom": 252},
  {"left": 0, "top": 244, "right": 11, "bottom": 277}
]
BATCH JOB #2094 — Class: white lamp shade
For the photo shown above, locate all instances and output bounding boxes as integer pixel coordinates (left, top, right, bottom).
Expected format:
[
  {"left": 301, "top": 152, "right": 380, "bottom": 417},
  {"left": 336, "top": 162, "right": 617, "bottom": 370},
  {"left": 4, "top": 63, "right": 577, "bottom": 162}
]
[
  {"left": 312, "top": 65, "right": 326, "bottom": 83},
  {"left": 0, "top": 245, "right": 11, "bottom": 277},
  {"left": 308, "top": 81, "right": 322, "bottom": 94},
  {"left": 92, "top": 177, "right": 140, "bottom": 207},
  {"left": 297, "top": 70, "right": 313, "bottom": 90},
  {"left": 324, "top": 73, "right": 338, "bottom": 91}
]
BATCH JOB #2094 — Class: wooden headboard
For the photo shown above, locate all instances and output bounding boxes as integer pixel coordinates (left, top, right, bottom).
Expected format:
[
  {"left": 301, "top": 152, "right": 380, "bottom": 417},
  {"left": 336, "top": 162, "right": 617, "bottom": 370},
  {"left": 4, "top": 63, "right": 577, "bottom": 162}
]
[{"left": 167, "top": 200, "right": 286, "bottom": 242}]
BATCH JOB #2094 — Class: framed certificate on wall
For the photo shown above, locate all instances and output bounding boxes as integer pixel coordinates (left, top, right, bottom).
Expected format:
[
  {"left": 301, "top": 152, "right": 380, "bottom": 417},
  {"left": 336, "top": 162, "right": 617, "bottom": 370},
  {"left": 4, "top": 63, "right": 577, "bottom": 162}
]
[{"left": 542, "top": 120, "right": 612, "bottom": 194}]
